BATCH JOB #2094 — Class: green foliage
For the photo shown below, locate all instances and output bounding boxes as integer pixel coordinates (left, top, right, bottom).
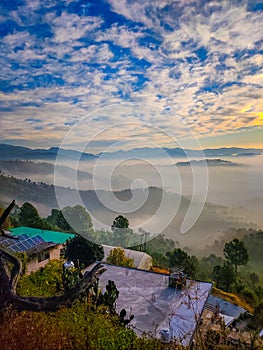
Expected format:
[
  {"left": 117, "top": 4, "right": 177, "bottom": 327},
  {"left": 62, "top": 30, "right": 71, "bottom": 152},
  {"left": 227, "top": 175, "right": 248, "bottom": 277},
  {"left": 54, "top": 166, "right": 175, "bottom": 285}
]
[
  {"left": 213, "top": 262, "right": 236, "bottom": 292},
  {"left": 64, "top": 235, "right": 104, "bottom": 267},
  {"left": 17, "top": 259, "right": 63, "bottom": 297},
  {"left": 18, "top": 202, "right": 43, "bottom": 228},
  {"left": 240, "top": 287, "right": 258, "bottom": 306},
  {"left": 118, "top": 308, "right": 134, "bottom": 327},
  {"left": 62, "top": 263, "right": 82, "bottom": 292},
  {"left": 243, "top": 230, "right": 263, "bottom": 274},
  {"left": 224, "top": 238, "right": 249, "bottom": 275},
  {"left": 112, "top": 215, "right": 129, "bottom": 229},
  {"left": 166, "top": 248, "right": 199, "bottom": 278},
  {"left": 14, "top": 252, "right": 28, "bottom": 275},
  {"left": 106, "top": 247, "right": 135, "bottom": 268},
  {"left": 151, "top": 252, "right": 169, "bottom": 268},
  {"left": 144, "top": 234, "right": 175, "bottom": 256},
  {"left": 46, "top": 208, "right": 73, "bottom": 232},
  {"left": 62, "top": 205, "right": 93, "bottom": 236},
  {"left": 17, "top": 202, "right": 54, "bottom": 230},
  {"left": 111, "top": 215, "right": 133, "bottom": 247},
  {"left": 0, "top": 301, "right": 146, "bottom": 350},
  {"left": 91, "top": 279, "right": 120, "bottom": 315},
  {"left": 249, "top": 272, "right": 259, "bottom": 288},
  {"left": 198, "top": 254, "right": 225, "bottom": 280}
]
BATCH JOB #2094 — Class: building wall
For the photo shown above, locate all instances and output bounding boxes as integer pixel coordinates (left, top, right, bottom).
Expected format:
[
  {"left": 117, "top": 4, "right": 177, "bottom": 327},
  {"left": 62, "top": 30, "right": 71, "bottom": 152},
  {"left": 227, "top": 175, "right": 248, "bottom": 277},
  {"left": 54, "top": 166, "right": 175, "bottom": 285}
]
[{"left": 27, "top": 244, "right": 63, "bottom": 274}]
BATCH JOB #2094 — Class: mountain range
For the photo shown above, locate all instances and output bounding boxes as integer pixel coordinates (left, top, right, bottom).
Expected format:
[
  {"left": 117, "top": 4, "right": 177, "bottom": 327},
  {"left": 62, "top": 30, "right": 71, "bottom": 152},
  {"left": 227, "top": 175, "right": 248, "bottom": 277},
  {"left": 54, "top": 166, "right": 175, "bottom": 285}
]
[{"left": 0, "top": 143, "right": 262, "bottom": 161}]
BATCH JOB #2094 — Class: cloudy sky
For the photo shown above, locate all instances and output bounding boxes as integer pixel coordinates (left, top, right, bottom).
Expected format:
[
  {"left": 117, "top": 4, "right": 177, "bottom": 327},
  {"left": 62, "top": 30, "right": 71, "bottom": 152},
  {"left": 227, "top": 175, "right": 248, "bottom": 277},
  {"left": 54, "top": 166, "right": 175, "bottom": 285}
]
[{"left": 0, "top": 0, "right": 262, "bottom": 152}]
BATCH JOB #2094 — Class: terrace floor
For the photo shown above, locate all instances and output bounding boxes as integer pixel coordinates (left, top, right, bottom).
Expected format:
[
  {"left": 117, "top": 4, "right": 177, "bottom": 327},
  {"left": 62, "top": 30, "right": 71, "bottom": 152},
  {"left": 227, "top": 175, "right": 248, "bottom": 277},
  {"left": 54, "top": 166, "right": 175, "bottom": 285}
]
[{"left": 86, "top": 263, "right": 212, "bottom": 347}]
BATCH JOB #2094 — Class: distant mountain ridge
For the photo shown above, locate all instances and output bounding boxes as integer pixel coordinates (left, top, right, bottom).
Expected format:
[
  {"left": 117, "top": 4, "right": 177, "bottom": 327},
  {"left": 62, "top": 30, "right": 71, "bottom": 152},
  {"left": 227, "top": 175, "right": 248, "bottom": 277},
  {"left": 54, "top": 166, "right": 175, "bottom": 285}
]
[
  {"left": 0, "top": 143, "right": 262, "bottom": 161},
  {"left": 0, "top": 159, "right": 93, "bottom": 179},
  {"left": 176, "top": 159, "right": 239, "bottom": 167},
  {"left": 0, "top": 144, "right": 98, "bottom": 161}
]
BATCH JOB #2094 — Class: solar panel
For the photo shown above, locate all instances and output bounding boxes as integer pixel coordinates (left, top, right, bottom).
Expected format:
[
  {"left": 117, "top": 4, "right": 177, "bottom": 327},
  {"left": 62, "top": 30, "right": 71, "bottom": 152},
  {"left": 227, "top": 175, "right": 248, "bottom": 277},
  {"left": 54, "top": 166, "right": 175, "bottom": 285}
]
[
  {"left": 1, "top": 232, "right": 50, "bottom": 253},
  {"left": 22, "top": 240, "right": 31, "bottom": 250},
  {"left": 18, "top": 234, "right": 29, "bottom": 240},
  {"left": 1, "top": 238, "right": 14, "bottom": 246},
  {"left": 27, "top": 238, "right": 35, "bottom": 247},
  {"left": 10, "top": 243, "right": 23, "bottom": 252},
  {"left": 33, "top": 235, "right": 45, "bottom": 244}
]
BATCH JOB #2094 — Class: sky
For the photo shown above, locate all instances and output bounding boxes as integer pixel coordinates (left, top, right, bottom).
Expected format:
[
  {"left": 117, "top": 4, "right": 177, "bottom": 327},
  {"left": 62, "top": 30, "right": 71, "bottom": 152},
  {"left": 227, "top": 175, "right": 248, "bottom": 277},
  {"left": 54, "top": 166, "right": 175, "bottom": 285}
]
[{"left": 0, "top": 0, "right": 262, "bottom": 152}]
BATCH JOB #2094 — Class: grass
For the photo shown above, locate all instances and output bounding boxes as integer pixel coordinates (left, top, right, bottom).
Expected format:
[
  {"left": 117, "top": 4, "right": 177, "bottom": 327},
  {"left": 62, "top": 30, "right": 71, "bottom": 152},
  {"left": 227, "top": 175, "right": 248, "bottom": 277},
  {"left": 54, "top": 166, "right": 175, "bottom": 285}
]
[{"left": 212, "top": 287, "right": 254, "bottom": 313}]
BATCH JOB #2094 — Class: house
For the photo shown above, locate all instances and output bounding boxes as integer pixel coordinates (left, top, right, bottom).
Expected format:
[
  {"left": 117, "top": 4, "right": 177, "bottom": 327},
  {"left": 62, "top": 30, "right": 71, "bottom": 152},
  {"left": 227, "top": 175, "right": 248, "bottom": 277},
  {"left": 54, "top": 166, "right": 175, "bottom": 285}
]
[
  {"left": 0, "top": 226, "right": 74, "bottom": 273},
  {"left": 102, "top": 244, "right": 153, "bottom": 270},
  {"left": 205, "top": 294, "right": 247, "bottom": 326},
  {"left": 85, "top": 263, "right": 212, "bottom": 347}
]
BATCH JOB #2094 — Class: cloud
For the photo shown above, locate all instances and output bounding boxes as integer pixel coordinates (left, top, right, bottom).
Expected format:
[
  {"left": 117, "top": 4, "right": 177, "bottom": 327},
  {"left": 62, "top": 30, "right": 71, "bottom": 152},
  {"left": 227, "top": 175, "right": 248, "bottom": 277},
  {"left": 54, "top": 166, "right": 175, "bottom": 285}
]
[{"left": 0, "top": 0, "right": 262, "bottom": 149}]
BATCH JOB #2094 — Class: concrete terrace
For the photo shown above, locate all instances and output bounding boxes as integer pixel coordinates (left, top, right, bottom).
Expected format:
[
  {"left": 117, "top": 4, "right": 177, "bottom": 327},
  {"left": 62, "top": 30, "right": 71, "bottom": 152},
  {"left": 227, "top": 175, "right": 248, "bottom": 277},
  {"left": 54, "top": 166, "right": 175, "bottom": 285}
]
[{"left": 86, "top": 263, "right": 212, "bottom": 347}]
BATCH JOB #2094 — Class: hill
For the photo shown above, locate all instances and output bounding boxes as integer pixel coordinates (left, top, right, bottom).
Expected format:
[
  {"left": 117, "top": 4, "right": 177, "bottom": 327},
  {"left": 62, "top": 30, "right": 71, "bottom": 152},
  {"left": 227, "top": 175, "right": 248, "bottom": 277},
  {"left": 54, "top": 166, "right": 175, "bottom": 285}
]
[
  {"left": 176, "top": 159, "right": 239, "bottom": 167},
  {"left": 0, "top": 159, "right": 92, "bottom": 179},
  {"left": 0, "top": 173, "right": 258, "bottom": 252},
  {"left": 0, "top": 144, "right": 97, "bottom": 161}
]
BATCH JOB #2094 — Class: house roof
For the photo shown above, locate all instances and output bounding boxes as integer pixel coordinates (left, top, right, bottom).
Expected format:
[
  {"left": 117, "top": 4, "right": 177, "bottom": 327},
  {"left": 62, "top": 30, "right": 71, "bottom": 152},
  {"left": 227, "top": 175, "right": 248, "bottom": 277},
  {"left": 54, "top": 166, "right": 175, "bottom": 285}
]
[
  {"left": 0, "top": 232, "right": 56, "bottom": 254},
  {"left": 207, "top": 295, "right": 246, "bottom": 319},
  {"left": 10, "top": 226, "right": 74, "bottom": 244},
  {"left": 85, "top": 263, "right": 212, "bottom": 346},
  {"left": 219, "top": 313, "right": 235, "bottom": 327},
  {"left": 26, "top": 241, "right": 57, "bottom": 257}
]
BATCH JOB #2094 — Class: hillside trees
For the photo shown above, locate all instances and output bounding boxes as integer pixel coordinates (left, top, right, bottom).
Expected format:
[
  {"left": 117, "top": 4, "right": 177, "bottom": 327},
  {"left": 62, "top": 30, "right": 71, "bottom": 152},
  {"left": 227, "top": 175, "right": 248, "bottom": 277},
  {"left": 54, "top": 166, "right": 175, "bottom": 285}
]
[
  {"left": 166, "top": 248, "right": 199, "bottom": 278},
  {"left": 213, "top": 262, "right": 236, "bottom": 292},
  {"left": 17, "top": 202, "right": 53, "bottom": 230},
  {"left": 224, "top": 238, "right": 249, "bottom": 275}
]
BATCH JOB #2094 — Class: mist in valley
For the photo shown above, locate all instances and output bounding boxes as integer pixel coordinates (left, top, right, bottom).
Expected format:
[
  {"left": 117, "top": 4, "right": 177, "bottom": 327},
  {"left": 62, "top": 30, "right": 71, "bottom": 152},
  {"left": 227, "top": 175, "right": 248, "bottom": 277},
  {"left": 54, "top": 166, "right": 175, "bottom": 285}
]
[{"left": 1, "top": 154, "right": 262, "bottom": 254}]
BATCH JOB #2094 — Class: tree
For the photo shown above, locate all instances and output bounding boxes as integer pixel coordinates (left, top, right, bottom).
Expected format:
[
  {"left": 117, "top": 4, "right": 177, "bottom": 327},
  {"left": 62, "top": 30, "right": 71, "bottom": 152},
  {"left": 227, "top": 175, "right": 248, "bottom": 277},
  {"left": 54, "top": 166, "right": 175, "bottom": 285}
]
[
  {"left": 111, "top": 215, "right": 133, "bottom": 247},
  {"left": 64, "top": 235, "right": 104, "bottom": 267},
  {"left": 213, "top": 262, "right": 236, "bottom": 292},
  {"left": 46, "top": 209, "right": 72, "bottom": 232},
  {"left": 250, "top": 272, "right": 259, "bottom": 289},
  {"left": 18, "top": 202, "right": 43, "bottom": 228},
  {"left": 62, "top": 205, "right": 93, "bottom": 236},
  {"left": 112, "top": 215, "right": 129, "bottom": 230},
  {"left": 166, "top": 248, "right": 199, "bottom": 278},
  {"left": 106, "top": 248, "right": 135, "bottom": 268},
  {"left": 224, "top": 238, "right": 249, "bottom": 275}
]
